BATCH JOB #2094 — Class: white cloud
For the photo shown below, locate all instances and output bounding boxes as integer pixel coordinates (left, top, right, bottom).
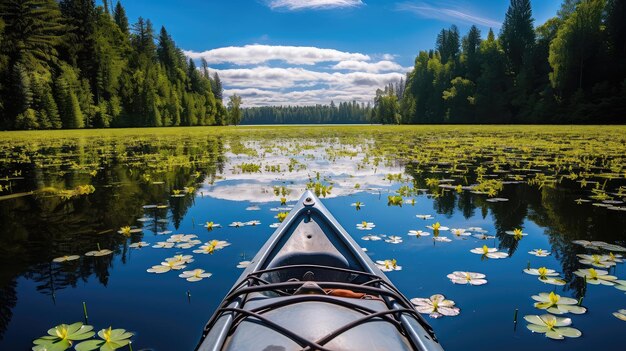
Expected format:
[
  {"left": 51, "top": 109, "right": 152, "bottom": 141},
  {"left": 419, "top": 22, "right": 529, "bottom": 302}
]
[
  {"left": 396, "top": 1, "right": 501, "bottom": 28},
  {"left": 184, "top": 44, "right": 369, "bottom": 65},
  {"left": 185, "top": 44, "right": 408, "bottom": 107},
  {"left": 267, "top": 0, "right": 364, "bottom": 11},
  {"left": 331, "top": 60, "right": 405, "bottom": 73}
]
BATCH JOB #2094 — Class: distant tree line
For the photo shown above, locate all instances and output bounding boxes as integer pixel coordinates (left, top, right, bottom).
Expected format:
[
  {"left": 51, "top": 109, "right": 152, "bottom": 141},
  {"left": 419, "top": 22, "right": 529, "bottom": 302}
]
[
  {"left": 241, "top": 101, "right": 372, "bottom": 124},
  {"left": 0, "top": 0, "right": 240, "bottom": 130},
  {"left": 373, "top": 0, "right": 626, "bottom": 124}
]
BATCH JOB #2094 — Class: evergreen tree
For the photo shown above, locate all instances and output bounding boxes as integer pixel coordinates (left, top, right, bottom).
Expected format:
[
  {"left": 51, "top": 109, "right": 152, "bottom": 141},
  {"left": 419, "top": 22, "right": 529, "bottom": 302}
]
[
  {"left": 212, "top": 72, "right": 223, "bottom": 100},
  {"left": 113, "top": 1, "right": 129, "bottom": 35},
  {"left": 500, "top": 0, "right": 536, "bottom": 75},
  {"left": 228, "top": 94, "right": 242, "bottom": 125}
]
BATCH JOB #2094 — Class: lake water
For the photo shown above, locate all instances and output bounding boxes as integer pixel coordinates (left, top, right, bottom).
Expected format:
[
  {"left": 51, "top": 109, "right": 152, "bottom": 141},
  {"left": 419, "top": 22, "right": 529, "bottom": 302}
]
[{"left": 0, "top": 125, "right": 625, "bottom": 351}]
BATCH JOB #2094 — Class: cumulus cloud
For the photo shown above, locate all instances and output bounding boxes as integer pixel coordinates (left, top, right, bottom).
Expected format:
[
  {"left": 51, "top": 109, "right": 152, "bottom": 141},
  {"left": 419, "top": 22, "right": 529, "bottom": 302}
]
[
  {"left": 185, "top": 44, "right": 409, "bottom": 107},
  {"left": 267, "top": 0, "right": 364, "bottom": 11},
  {"left": 396, "top": 1, "right": 501, "bottom": 28},
  {"left": 184, "top": 44, "right": 369, "bottom": 65},
  {"left": 331, "top": 60, "right": 405, "bottom": 73}
]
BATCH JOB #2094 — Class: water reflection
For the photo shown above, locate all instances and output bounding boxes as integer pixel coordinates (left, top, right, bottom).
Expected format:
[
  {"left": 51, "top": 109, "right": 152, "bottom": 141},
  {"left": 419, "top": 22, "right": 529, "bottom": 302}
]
[{"left": 0, "top": 128, "right": 624, "bottom": 349}]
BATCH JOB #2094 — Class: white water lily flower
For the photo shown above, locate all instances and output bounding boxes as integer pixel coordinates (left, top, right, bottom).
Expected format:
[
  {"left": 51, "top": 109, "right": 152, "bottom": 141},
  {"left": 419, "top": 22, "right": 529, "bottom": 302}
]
[
  {"left": 361, "top": 234, "right": 381, "bottom": 241},
  {"left": 52, "top": 255, "right": 80, "bottom": 263},
  {"left": 356, "top": 221, "right": 375, "bottom": 230},
  {"left": 193, "top": 240, "right": 231, "bottom": 254},
  {"left": 385, "top": 236, "right": 403, "bottom": 244},
  {"left": 237, "top": 261, "right": 251, "bottom": 268},
  {"left": 408, "top": 230, "right": 430, "bottom": 237},
  {"left": 426, "top": 222, "right": 449, "bottom": 231},
  {"left": 571, "top": 240, "right": 605, "bottom": 250},
  {"left": 416, "top": 214, "right": 433, "bottom": 220},
  {"left": 229, "top": 221, "right": 246, "bottom": 227},
  {"left": 470, "top": 245, "right": 508, "bottom": 259},
  {"left": 434, "top": 236, "right": 452, "bottom": 242},
  {"left": 524, "top": 314, "right": 582, "bottom": 340},
  {"left": 176, "top": 240, "right": 202, "bottom": 249},
  {"left": 524, "top": 267, "right": 566, "bottom": 285},
  {"left": 613, "top": 309, "right": 626, "bottom": 321},
  {"left": 147, "top": 260, "right": 186, "bottom": 273},
  {"left": 166, "top": 254, "right": 194, "bottom": 264},
  {"left": 467, "top": 227, "right": 486, "bottom": 233},
  {"left": 411, "top": 294, "right": 460, "bottom": 319},
  {"left": 614, "top": 280, "right": 626, "bottom": 293},
  {"left": 179, "top": 269, "right": 212, "bottom": 282},
  {"left": 532, "top": 292, "right": 586, "bottom": 314},
  {"left": 269, "top": 223, "right": 281, "bottom": 228},
  {"left": 601, "top": 243, "right": 626, "bottom": 252},
  {"left": 246, "top": 220, "right": 261, "bottom": 226},
  {"left": 203, "top": 222, "right": 221, "bottom": 230},
  {"left": 450, "top": 228, "right": 471, "bottom": 236},
  {"left": 167, "top": 234, "right": 197, "bottom": 243},
  {"left": 529, "top": 249, "right": 551, "bottom": 257},
  {"left": 350, "top": 202, "right": 365, "bottom": 208},
  {"left": 573, "top": 268, "right": 617, "bottom": 285},
  {"left": 152, "top": 241, "right": 175, "bottom": 249},
  {"left": 85, "top": 249, "right": 113, "bottom": 257},
  {"left": 156, "top": 230, "right": 172, "bottom": 235},
  {"left": 129, "top": 242, "right": 148, "bottom": 249},
  {"left": 577, "top": 254, "right": 616, "bottom": 268},
  {"left": 375, "top": 259, "right": 402, "bottom": 272},
  {"left": 505, "top": 228, "right": 528, "bottom": 240},
  {"left": 447, "top": 271, "right": 487, "bottom": 285},
  {"left": 473, "top": 233, "right": 495, "bottom": 240}
]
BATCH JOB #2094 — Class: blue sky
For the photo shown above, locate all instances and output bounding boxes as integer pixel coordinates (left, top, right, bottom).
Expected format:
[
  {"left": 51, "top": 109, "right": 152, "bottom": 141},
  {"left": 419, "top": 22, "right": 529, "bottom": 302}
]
[{"left": 110, "top": 0, "right": 563, "bottom": 106}]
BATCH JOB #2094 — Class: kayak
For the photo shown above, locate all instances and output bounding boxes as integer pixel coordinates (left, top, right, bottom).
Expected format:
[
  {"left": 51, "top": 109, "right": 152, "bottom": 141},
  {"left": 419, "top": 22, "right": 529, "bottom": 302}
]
[{"left": 195, "top": 190, "right": 445, "bottom": 351}]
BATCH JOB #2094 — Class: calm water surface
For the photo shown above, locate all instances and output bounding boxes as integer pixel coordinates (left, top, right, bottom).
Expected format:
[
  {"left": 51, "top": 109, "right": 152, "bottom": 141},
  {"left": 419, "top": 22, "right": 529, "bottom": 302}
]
[{"left": 0, "top": 126, "right": 625, "bottom": 350}]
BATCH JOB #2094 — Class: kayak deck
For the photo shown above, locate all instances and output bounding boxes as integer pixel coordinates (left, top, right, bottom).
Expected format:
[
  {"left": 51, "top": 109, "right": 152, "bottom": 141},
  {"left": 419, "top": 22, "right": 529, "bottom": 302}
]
[{"left": 195, "top": 192, "right": 443, "bottom": 351}]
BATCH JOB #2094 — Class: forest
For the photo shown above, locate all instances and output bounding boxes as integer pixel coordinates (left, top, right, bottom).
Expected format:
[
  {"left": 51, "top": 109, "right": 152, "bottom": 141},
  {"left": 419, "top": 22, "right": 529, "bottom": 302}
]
[
  {"left": 372, "top": 0, "right": 626, "bottom": 124},
  {"left": 241, "top": 101, "right": 372, "bottom": 124},
  {"left": 0, "top": 0, "right": 238, "bottom": 130}
]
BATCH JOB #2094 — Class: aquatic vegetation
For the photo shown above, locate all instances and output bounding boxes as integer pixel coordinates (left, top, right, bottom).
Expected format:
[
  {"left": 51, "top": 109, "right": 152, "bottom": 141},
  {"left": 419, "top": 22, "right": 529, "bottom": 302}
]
[
  {"left": 361, "top": 234, "right": 381, "bottom": 241},
  {"left": 385, "top": 235, "right": 403, "bottom": 244},
  {"left": 447, "top": 271, "right": 487, "bottom": 285},
  {"left": 276, "top": 212, "right": 288, "bottom": 222},
  {"left": 129, "top": 242, "right": 148, "bottom": 249},
  {"left": 32, "top": 322, "right": 95, "bottom": 351},
  {"left": 411, "top": 294, "right": 460, "bottom": 319},
  {"left": 572, "top": 240, "right": 626, "bottom": 252},
  {"left": 356, "top": 221, "right": 375, "bottom": 230},
  {"left": 152, "top": 241, "right": 175, "bottom": 249},
  {"left": 433, "top": 236, "right": 452, "bottom": 243},
  {"left": 416, "top": 214, "right": 433, "bottom": 220},
  {"left": 351, "top": 201, "right": 364, "bottom": 210},
  {"left": 375, "top": 259, "right": 402, "bottom": 272},
  {"left": 532, "top": 292, "right": 587, "bottom": 314},
  {"left": 203, "top": 222, "right": 221, "bottom": 230},
  {"left": 147, "top": 260, "right": 186, "bottom": 273},
  {"left": 529, "top": 249, "right": 551, "bottom": 257},
  {"left": 193, "top": 240, "right": 231, "bottom": 254},
  {"left": 613, "top": 309, "right": 626, "bottom": 321},
  {"left": 473, "top": 233, "right": 495, "bottom": 240},
  {"left": 506, "top": 228, "right": 527, "bottom": 240},
  {"left": 179, "top": 269, "right": 212, "bottom": 282},
  {"left": 524, "top": 267, "right": 566, "bottom": 286},
  {"left": 426, "top": 222, "right": 449, "bottom": 232},
  {"left": 229, "top": 221, "right": 246, "bottom": 227},
  {"left": 408, "top": 230, "right": 430, "bottom": 237},
  {"left": 52, "top": 255, "right": 80, "bottom": 263},
  {"left": 117, "top": 226, "right": 142, "bottom": 237},
  {"left": 237, "top": 261, "right": 251, "bottom": 268},
  {"left": 246, "top": 220, "right": 261, "bottom": 226},
  {"left": 387, "top": 195, "right": 403, "bottom": 206},
  {"left": 470, "top": 245, "right": 509, "bottom": 259},
  {"left": 524, "top": 314, "right": 582, "bottom": 340},
  {"left": 577, "top": 254, "right": 617, "bottom": 268},
  {"left": 450, "top": 228, "right": 471, "bottom": 236},
  {"left": 167, "top": 234, "right": 198, "bottom": 243},
  {"left": 74, "top": 327, "right": 133, "bottom": 351},
  {"left": 167, "top": 255, "right": 194, "bottom": 264},
  {"left": 85, "top": 249, "right": 113, "bottom": 257},
  {"left": 573, "top": 268, "right": 618, "bottom": 285}
]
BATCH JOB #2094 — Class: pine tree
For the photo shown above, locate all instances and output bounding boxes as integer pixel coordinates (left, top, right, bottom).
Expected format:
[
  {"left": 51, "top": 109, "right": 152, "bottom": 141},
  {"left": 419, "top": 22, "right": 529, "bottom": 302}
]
[
  {"left": 499, "top": 0, "right": 536, "bottom": 75},
  {"left": 212, "top": 72, "right": 223, "bottom": 100},
  {"left": 113, "top": 1, "right": 129, "bottom": 34}
]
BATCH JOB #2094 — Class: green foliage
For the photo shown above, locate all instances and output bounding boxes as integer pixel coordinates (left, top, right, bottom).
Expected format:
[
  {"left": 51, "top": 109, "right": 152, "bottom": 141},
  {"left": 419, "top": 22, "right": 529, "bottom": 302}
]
[
  {"left": 0, "top": 0, "right": 227, "bottom": 130},
  {"left": 242, "top": 101, "right": 371, "bottom": 124},
  {"left": 228, "top": 94, "right": 242, "bottom": 125}
]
